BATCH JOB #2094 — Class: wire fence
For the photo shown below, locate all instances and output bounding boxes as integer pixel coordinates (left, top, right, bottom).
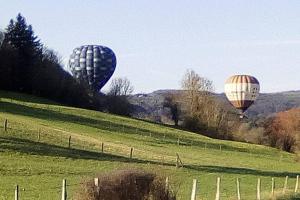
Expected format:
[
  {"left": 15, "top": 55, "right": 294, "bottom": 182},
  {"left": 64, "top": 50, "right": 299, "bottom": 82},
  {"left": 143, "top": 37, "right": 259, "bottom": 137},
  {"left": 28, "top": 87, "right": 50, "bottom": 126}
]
[
  {"left": 4, "top": 175, "right": 300, "bottom": 200},
  {"left": 0, "top": 117, "right": 297, "bottom": 199}
]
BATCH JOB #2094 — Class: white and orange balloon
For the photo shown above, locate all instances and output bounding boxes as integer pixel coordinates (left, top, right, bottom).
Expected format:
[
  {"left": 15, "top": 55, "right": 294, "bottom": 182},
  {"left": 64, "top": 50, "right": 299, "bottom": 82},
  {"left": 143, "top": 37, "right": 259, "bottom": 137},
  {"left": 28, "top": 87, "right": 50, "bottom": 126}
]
[{"left": 225, "top": 75, "right": 260, "bottom": 114}]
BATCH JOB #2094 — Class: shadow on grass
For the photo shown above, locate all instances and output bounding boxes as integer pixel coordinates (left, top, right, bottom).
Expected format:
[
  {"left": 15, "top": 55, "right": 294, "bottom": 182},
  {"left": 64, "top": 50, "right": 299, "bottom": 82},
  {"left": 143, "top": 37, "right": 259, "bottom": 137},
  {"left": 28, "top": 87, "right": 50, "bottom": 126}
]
[
  {"left": 0, "top": 101, "right": 280, "bottom": 156},
  {"left": 185, "top": 164, "right": 299, "bottom": 178},
  {"left": 0, "top": 90, "right": 60, "bottom": 105},
  {"left": 0, "top": 101, "right": 151, "bottom": 135},
  {"left": 0, "top": 136, "right": 174, "bottom": 167},
  {"left": 276, "top": 194, "right": 300, "bottom": 200},
  {"left": 0, "top": 136, "right": 296, "bottom": 179}
]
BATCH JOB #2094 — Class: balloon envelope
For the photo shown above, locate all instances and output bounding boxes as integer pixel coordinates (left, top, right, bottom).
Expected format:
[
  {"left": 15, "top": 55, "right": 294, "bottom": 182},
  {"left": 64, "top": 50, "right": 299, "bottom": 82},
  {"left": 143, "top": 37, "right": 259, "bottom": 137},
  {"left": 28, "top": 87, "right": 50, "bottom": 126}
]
[
  {"left": 224, "top": 75, "right": 260, "bottom": 112},
  {"left": 69, "top": 45, "right": 116, "bottom": 92}
]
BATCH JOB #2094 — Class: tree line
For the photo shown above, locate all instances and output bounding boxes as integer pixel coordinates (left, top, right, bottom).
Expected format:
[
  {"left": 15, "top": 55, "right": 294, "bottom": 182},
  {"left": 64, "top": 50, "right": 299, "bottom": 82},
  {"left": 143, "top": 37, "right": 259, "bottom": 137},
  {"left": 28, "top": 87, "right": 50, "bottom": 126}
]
[
  {"left": 0, "top": 14, "right": 94, "bottom": 108},
  {"left": 163, "top": 69, "right": 237, "bottom": 139},
  {"left": 163, "top": 70, "right": 300, "bottom": 152},
  {"left": 0, "top": 13, "right": 134, "bottom": 116}
]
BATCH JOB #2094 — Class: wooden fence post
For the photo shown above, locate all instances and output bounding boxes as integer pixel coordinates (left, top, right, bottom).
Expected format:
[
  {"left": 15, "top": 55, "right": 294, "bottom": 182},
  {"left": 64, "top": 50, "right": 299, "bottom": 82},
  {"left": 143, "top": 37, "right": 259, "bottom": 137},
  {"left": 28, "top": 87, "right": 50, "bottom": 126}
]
[
  {"left": 271, "top": 178, "right": 275, "bottom": 196},
  {"left": 94, "top": 177, "right": 100, "bottom": 195},
  {"left": 61, "top": 179, "right": 67, "bottom": 200},
  {"left": 38, "top": 129, "right": 40, "bottom": 141},
  {"left": 101, "top": 142, "right": 104, "bottom": 153},
  {"left": 236, "top": 178, "right": 241, "bottom": 200},
  {"left": 176, "top": 153, "right": 183, "bottom": 168},
  {"left": 215, "top": 177, "right": 220, "bottom": 200},
  {"left": 165, "top": 177, "right": 169, "bottom": 190},
  {"left": 162, "top": 156, "right": 165, "bottom": 165},
  {"left": 68, "top": 136, "right": 71, "bottom": 148},
  {"left": 191, "top": 179, "right": 197, "bottom": 200},
  {"left": 15, "top": 185, "right": 19, "bottom": 200},
  {"left": 130, "top": 147, "right": 133, "bottom": 159},
  {"left": 257, "top": 178, "right": 261, "bottom": 200},
  {"left": 295, "top": 175, "right": 299, "bottom": 193},
  {"left": 94, "top": 177, "right": 99, "bottom": 186},
  {"left": 4, "top": 119, "right": 8, "bottom": 132},
  {"left": 177, "top": 138, "right": 180, "bottom": 145},
  {"left": 283, "top": 176, "right": 288, "bottom": 194}
]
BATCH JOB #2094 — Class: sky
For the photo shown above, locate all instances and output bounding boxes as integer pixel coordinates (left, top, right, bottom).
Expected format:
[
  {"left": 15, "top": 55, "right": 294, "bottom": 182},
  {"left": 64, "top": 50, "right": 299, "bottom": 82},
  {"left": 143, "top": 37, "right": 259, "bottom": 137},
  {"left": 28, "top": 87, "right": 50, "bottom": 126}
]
[{"left": 0, "top": 0, "right": 299, "bottom": 94}]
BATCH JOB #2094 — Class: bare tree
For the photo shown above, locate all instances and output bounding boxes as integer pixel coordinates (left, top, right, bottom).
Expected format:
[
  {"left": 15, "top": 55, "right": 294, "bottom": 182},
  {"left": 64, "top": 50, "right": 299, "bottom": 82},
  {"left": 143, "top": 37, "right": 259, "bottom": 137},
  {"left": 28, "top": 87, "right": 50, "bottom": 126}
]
[
  {"left": 106, "top": 77, "right": 134, "bottom": 116},
  {"left": 181, "top": 69, "right": 214, "bottom": 117},
  {"left": 181, "top": 69, "right": 214, "bottom": 93},
  {"left": 178, "top": 69, "right": 235, "bottom": 137},
  {"left": 108, "top": 77, "right": 134, "bottom": 96}
]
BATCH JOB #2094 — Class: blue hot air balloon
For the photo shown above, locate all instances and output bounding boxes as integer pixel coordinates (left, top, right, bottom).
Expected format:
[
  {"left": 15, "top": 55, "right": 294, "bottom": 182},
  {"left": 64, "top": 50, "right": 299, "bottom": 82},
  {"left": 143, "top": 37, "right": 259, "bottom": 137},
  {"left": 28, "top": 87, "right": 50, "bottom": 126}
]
[{"left": 69, "top": 45, "right": 117, "bottom": 92}]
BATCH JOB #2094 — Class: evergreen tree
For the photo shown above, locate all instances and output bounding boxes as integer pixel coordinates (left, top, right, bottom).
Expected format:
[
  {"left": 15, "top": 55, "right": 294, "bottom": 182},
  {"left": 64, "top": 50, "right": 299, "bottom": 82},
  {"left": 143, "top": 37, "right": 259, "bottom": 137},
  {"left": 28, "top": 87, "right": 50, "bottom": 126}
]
[
  {"left": 0, "top": 30, "right": 4, "bottom": 46},
  {"left": 5, "top": 13, "right": 42, "bottom": 92},
  {"left": 5, "top": 13, "right": 41, "bottom": 54}
]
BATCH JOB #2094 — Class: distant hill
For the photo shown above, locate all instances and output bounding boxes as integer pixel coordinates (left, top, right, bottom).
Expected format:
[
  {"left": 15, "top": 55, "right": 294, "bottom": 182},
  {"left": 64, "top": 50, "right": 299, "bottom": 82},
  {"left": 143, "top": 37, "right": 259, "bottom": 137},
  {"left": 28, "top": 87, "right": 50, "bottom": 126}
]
[
  {"left": 129, "top": 90, "right": 300, "bottom": 121},
  {"left": 128, "top": 90, "right": 182, "bottom": 123},
  {"left": 245, "top": 90, "right": 300, "bottom": 118}
]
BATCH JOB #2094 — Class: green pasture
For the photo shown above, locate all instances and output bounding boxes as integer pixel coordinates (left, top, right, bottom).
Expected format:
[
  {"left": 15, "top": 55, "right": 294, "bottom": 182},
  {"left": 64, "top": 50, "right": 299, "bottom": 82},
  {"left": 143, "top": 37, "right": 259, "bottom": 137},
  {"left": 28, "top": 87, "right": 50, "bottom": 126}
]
[{"left": 0, "top": 90, "right": 299, "bottom": 199}]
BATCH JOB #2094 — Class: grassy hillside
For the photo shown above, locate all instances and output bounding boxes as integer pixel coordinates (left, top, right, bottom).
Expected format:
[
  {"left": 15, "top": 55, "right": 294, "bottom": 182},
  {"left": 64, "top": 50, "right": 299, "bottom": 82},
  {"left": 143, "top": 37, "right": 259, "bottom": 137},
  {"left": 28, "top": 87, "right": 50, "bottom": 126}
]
[{"left": 0, "top": 90, "right": 300, "bottom": 200}]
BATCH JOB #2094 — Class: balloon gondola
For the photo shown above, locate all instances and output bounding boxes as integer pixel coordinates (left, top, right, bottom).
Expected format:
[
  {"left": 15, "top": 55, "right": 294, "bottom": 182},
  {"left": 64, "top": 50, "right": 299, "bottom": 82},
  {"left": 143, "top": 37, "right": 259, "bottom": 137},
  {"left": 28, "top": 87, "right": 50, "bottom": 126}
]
[
  {"left": 69, "top": 45, "right": 116, "bottom": 93},
  {"left": 224, "top": 75, "right": 260, "bottom": 118}
]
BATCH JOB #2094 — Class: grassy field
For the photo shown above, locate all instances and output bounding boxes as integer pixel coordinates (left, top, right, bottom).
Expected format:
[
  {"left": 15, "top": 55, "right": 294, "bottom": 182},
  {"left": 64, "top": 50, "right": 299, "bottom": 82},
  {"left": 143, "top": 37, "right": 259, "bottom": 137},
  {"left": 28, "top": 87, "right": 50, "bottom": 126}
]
[{"left": 0, "top": 90, "right": 299, "bottom": 200}]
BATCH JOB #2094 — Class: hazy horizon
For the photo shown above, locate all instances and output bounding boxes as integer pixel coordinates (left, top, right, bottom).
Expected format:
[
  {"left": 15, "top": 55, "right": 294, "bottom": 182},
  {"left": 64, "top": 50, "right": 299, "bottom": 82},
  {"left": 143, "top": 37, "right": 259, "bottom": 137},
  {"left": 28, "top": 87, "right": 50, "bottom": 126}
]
[{"left": 139, "top": 88, "right": 300, "bottom": 95}]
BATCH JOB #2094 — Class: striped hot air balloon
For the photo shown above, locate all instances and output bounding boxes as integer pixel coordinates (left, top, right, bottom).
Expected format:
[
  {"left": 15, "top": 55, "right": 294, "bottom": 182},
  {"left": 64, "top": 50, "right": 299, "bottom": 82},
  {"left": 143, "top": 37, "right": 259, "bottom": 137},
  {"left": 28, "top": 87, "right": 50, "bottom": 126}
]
[
  {"left": 224, "top": 75, "right": 260, "bottom": 114},
  {"left": 69, "top": 45, "right": 117, "bottom": 93}
]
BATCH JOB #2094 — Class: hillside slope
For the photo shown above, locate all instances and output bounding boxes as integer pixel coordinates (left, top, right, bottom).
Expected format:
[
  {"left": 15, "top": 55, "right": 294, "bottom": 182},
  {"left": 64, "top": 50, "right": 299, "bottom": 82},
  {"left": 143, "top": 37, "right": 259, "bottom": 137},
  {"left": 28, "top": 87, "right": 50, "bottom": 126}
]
[{"left": 0, "top": 90, "right": 299, "bottom": 199}]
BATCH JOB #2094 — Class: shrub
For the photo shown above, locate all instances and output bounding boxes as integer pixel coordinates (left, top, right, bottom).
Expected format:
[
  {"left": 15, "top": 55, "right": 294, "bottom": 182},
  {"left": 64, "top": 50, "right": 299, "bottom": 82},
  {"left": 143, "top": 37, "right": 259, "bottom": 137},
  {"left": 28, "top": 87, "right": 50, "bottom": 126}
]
[
  {"left": 105, "top": 95, "right": 133, "bottom": 116},
  {"left": 263, "top": 108, "right": 300, "bottom": 152},
  {"left": 182, "top": 116, "right": 202, "bottom": 132},
  {"left": 75, "top": 169, "right": 176, "bottom": 200}
]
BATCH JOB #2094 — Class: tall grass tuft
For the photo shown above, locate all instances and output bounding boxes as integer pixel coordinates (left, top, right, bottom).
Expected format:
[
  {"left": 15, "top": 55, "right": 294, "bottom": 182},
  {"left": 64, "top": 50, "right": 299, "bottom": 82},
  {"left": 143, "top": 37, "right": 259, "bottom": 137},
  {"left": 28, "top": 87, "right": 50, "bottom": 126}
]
[{"left": 75, "top": 169, "right": 176, "bottom": 200}]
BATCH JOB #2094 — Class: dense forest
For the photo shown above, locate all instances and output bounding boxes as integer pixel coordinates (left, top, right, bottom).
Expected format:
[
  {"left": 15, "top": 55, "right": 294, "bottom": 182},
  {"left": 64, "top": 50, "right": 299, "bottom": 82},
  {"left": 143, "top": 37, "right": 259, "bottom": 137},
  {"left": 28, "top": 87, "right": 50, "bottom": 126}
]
[{"left": 0, "top": 14, "right": 95, "bottom": 108}]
